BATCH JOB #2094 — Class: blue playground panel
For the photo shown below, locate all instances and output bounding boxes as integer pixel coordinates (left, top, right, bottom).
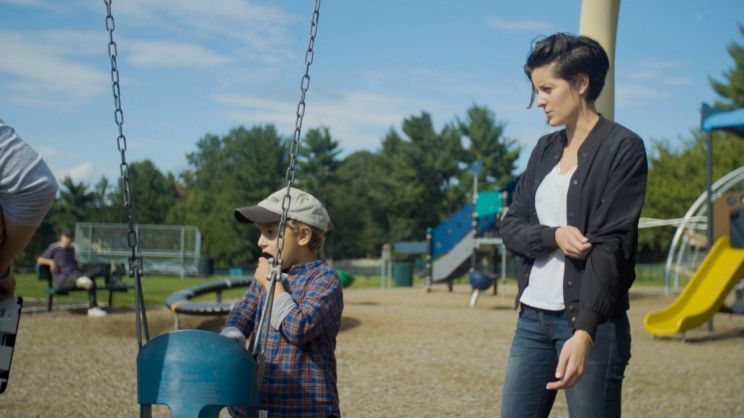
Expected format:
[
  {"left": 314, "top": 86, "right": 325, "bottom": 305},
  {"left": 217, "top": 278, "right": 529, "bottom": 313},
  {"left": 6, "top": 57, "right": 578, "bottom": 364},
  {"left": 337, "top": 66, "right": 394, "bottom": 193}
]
[{"left": 432, "top": 203, "right": 497, "bottom": 258}]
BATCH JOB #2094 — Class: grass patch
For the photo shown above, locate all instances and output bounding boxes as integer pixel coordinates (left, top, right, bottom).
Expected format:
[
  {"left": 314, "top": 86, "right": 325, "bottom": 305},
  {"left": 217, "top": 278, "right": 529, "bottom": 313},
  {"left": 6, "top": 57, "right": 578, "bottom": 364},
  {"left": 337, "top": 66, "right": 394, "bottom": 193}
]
[
  {"left": 13, "top": 266, "right": 668, "bottom": 310},
  {"left": 13, "top": 272, "right": 248, "bottom": 308},
  {"left": 13, "top": 271, "right": 397, "bottom": 309}
]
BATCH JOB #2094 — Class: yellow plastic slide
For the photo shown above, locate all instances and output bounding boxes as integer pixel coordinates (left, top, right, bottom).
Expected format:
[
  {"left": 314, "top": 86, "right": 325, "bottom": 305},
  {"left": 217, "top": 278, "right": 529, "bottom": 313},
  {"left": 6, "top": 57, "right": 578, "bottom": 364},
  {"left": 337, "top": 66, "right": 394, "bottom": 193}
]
[{"left": 644, "top": 236, "right": 744, "bottom": 336}]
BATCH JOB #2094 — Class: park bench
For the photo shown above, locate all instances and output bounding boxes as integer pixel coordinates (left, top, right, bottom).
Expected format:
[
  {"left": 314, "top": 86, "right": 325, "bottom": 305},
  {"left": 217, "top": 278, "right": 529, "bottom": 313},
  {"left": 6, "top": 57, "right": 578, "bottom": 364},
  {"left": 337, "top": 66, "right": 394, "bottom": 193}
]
[{"left": 35, "top": 263, "right": 134, "bottom": 311}]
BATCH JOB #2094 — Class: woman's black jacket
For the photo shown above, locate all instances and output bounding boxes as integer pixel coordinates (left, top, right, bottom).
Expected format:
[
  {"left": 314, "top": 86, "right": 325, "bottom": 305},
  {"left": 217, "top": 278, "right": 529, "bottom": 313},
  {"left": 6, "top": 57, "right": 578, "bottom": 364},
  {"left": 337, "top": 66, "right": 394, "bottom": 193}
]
[{"left": 500, "top": 117, "right": 647, "bottom": 338}]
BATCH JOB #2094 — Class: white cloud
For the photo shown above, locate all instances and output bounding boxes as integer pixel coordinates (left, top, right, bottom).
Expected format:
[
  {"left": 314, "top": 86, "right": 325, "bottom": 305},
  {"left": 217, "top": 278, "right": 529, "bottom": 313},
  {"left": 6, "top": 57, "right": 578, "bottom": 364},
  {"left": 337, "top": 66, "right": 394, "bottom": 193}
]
[
  {"left": 0, "top": 0, "right": 44, "bottom": 5},
  {"left": 35, "top": 145, "right": 66, "bottom": 160},
  {"left": 621, "top": 60, "right": 685, "bottom": 79},
  {"left": 0, "top": 30, "right": 108, "bottom": 110},
  {"left": 36, "top": 30, "right": 107, "bottom": 56},
  {"left": 110, "top": 0, "right": 296, "bottom": 65},
  {"left": 485, "top": 16, "right": 553, "bottom": 33},
  {"left": 616, "top": 83, "right": 665, "bottom": 105},
  {"left": 214, "top": 90, "right": 446, "bottom": 151},
  {"left": 664, "top": 77, "right": 693, "bottom": 86},
  {"left": 59, "top": 161, "right": 96, "bottom": 183},
  {"left": 128, "top": 41, "right": 232, "bottom": 68},
  {"left": 627, "top": 70, "right": 659, "bottom": 81}
]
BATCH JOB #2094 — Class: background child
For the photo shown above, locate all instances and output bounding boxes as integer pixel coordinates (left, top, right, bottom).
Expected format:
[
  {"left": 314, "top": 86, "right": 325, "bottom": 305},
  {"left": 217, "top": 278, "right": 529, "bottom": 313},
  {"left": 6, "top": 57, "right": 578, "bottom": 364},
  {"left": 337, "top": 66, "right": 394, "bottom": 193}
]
[{"left": 222, "top": 187, "right": 343, "bottom": 418}]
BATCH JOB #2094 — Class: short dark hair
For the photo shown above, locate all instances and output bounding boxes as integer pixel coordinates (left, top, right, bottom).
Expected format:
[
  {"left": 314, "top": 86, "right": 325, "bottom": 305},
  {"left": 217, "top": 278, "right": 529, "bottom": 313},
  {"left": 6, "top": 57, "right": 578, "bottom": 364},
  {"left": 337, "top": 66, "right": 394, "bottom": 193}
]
[{"left": 524, "top": 33, "right": 610, "bottom": 107}]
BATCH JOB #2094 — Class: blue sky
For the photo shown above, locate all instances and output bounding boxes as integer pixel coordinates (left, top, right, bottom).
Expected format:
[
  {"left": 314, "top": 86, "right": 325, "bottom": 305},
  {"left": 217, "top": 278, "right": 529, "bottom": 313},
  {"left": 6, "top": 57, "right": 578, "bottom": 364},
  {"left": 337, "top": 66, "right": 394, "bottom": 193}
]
[{"left": 1, "top": 0, "right": 742, "bottom": 186}]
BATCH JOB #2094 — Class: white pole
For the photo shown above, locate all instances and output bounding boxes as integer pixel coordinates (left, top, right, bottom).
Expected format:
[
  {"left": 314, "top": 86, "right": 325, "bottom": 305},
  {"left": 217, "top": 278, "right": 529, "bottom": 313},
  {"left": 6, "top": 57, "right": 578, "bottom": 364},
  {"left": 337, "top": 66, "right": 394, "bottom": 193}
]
[
  {"left": 380, "top": 250, "right": 385, "bottom": 290},
  {"left": 579, "top": 0, "right": 620, "bottom": 121}
]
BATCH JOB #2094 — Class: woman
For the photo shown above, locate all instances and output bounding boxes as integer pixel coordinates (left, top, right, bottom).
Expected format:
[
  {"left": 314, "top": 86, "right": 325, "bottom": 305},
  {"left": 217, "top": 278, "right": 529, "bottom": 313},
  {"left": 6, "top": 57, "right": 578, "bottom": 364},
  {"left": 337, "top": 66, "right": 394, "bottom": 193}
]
[{"left": 499, "top": 33, "right": 647, "bottom": 418}]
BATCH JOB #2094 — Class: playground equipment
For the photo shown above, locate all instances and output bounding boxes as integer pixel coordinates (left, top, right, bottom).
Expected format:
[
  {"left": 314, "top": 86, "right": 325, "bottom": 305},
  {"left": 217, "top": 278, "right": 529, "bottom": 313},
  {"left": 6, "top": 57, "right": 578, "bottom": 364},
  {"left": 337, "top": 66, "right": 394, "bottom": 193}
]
[
  {"left": 645, "top": 104, "right": 744, "bottom": 338},
  {"left": 99, "top": 0, "right": 323, "bottom": 415},
  {"left": 75, "top": 222, "right": 202, "bottom": 278},
  {"left": 425, "top": 189, "right": 507, "bottom": 307},
  {"left": 644, "top": 236, "right": 744, "bottom": 338},
  {"left": 661, "top": 104, "right": 744, "bottom": 297},
  {"left": 663, "top": 166, "right": 744, "bottom": 294},
  {"left": 0, "top": 296, "right": 22, "bottom": 393},
  {"left": 337, "top": 270, "right": 355, "bottom": 288},
  {"left": 165, "top": 278, "right": 253, "bottom": 329},
  {"left": 166, "top": 270, "right": 352, "bottom": 329}
]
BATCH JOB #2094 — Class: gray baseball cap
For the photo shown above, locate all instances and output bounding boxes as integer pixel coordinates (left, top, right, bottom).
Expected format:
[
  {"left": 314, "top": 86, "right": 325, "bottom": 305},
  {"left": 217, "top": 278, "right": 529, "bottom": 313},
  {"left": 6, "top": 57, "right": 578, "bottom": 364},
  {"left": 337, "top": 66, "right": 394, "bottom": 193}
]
[{"left": 234, "top": 187, "right": 333, "bottom": 232}]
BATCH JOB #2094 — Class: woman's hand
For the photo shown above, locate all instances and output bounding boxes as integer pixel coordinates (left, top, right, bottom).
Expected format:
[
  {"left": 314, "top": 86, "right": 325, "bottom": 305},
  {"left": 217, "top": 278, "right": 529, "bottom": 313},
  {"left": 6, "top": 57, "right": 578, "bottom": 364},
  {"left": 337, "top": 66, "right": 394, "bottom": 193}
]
[
  {"left": 546, "top": 330, "right": 593, "bottom": 390},
  {"left": 555, "top": 226, "right": 592, "bottom": 259}
]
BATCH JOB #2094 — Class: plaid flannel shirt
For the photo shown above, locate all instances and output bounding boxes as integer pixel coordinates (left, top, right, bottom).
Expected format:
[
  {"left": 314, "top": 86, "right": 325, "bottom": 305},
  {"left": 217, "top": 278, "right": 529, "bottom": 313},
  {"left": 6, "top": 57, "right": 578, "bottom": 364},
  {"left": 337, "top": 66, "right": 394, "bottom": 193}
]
[{"left": 225, "top": 259, "right": 343, "bottom": 417}]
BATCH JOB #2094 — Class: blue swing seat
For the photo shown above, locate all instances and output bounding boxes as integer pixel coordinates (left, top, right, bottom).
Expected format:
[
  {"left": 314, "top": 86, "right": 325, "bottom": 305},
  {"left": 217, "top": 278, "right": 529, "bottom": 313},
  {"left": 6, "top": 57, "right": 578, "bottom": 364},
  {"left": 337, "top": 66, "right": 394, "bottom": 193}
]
[
  {"left": 137, "top": 329, "right": 260, "bottom": 418},
  {"left": 469, "top": 269, "right": 495, "bottom": 291}
]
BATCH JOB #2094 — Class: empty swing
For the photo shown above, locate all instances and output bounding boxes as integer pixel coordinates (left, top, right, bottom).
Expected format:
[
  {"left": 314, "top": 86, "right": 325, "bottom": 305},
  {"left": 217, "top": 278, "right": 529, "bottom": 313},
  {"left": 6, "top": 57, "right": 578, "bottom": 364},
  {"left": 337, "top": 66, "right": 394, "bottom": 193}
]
[{"left": 100, "top": 1, "right": 323, "bottom": 416}]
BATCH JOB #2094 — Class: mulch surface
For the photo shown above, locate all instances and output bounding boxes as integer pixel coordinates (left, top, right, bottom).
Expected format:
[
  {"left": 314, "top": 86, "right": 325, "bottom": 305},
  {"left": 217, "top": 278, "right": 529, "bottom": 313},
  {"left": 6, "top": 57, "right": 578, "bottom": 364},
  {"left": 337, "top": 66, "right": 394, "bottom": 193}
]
[{"left": 2, "top": 283, "right": 743, "bottom": 417}]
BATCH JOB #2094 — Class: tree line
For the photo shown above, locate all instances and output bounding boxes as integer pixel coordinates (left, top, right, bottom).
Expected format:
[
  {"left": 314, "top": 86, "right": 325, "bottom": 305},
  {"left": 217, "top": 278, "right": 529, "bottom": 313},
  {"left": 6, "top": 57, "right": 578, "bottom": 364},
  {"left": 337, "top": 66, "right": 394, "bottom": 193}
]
[
  {"left": 24, "top": 105, "right": 519, "bottom": 268},
  {"left": 20, "top": 26, "right": 744, "bottom": 269}
]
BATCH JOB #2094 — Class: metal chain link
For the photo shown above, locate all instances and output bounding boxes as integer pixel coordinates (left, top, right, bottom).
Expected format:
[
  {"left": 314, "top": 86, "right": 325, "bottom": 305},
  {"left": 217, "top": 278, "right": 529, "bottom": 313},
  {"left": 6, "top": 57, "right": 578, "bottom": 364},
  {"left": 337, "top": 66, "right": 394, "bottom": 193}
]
[
  {"left": 275, "top": 0, "right": 320, "bottom": 272},
  {"left": 253, "top": 0, "right": 321, "bottom": 361},
  {"left": 104, "top": 0, "right": 149, "bottom": 346}
]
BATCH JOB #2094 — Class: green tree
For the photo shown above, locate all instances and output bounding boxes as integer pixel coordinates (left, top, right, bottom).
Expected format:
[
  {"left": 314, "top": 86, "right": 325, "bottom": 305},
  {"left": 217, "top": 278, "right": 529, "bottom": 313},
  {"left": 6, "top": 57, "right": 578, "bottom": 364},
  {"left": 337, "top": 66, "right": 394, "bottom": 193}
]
[
  {"left": 167, "top": 125, "right": 288, "bottom": 266},
  {"left": 52, "top": 176, "right": 95, "bottom": 228},
  {"left": 326, "top": 150, "right": 389, "bottom": 258},
  {"left": 382, "top": 112, "right": 464, "bottom": 242},
  {"left": 296, "top": 127, "right": 343, "bottom": 256},
  {"left": 297, "top": 127, "right": 341, "bottom": 206},
  {"left": 457, "top": 104, "right": 520, "bottom": 198},
  {"left": 710, "top": 24, "right": 744, "bottom": 109},
  {"left": 107, "top": 160, "right": 179, "bottom": 225}
]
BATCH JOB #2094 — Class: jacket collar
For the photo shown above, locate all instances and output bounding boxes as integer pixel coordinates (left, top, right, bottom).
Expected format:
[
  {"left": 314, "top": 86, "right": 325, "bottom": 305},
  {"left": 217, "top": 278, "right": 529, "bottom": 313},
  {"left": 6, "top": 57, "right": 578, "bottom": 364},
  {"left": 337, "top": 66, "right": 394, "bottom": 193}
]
[
  {"left": 535, "top": 115, "right": 611, "bottom": 186},
  {"left": 576, "top": 115, "right": 611, "bottom": 165}
]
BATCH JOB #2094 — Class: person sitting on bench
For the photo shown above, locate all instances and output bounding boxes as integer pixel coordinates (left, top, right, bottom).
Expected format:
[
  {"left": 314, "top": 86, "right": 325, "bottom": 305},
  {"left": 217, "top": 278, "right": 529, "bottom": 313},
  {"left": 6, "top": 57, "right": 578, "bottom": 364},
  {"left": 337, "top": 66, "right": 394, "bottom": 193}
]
[{"left": 37, "top": 228, "right": 107, "bottom": 317}]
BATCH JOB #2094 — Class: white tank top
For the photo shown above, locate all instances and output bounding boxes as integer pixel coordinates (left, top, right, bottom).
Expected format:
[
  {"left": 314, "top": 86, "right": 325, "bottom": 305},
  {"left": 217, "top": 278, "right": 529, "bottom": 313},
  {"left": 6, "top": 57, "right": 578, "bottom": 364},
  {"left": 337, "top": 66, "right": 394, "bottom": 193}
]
[{"left": 519, "top": 163, "right": 576, "bottom": 311}]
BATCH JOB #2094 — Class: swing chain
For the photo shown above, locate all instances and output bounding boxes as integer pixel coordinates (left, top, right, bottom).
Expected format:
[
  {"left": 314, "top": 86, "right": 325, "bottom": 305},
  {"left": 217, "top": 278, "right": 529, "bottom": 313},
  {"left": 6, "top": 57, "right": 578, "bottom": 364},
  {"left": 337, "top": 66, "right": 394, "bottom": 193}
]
[
  {"left": 104, "top": 0, "right": 142, "bottom": 278},
  {"left": 252, "top": 0, "right": 321, "bottom": 362},
  {"left": 274, "top": 0, "right": 320, "bottom": 273},
  {"left": 104, "top": 0, "right": 149, "bottom": 347}
]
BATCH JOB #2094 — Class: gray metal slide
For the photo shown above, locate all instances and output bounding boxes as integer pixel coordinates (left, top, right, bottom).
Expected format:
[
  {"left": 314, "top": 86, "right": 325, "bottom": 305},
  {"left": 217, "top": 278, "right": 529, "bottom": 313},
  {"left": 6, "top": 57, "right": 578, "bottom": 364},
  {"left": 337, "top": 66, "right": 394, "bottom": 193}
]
[{"left": 432, "top": 231, "right": 502, "bottom": 283}]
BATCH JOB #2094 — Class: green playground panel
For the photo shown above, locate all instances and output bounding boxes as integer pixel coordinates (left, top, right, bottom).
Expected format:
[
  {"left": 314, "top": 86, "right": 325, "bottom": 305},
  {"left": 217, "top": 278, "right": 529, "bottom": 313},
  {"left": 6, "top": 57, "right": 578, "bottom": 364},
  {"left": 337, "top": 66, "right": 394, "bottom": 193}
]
[{"left": 476, "top": 191, "right": 503, "bottom": 217}]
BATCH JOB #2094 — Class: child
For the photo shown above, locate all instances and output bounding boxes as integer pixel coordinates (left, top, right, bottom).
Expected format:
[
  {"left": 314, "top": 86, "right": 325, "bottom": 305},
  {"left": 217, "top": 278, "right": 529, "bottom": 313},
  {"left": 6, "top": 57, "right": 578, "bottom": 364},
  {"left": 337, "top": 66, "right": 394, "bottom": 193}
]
[{"left": 222, "top": 187, "right": 343, "bottom": 418}]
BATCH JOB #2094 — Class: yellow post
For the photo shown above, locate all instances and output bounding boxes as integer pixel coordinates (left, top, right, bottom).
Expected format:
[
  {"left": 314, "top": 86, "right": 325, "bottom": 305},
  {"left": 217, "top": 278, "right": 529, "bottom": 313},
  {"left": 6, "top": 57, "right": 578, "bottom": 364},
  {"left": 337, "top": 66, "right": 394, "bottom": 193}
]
[{"left": 579, "top": 0, "right": 620, "bottom": 121}]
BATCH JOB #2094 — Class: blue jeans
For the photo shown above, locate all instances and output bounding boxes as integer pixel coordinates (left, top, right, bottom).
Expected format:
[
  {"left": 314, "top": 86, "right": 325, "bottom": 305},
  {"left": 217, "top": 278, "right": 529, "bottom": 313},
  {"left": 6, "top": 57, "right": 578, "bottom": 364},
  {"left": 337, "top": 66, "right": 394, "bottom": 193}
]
[{"left": 501, "top": 305, "right": 631, "bottom": 418}]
